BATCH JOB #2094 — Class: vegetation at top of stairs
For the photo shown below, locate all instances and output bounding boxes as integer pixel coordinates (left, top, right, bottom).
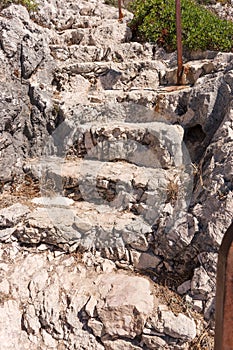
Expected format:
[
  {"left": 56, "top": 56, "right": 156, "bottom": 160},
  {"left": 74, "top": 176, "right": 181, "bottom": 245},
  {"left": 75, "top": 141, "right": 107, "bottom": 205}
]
[{"left": 129, "top": 0, "right": 233, "bottom": 52}]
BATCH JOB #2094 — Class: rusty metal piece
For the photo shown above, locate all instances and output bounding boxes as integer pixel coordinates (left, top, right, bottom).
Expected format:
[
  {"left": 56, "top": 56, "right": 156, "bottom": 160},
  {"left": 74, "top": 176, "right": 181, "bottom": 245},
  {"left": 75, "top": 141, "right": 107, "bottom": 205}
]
[
  {"left": 215, "top": 222, "right": 233, "bottom": 350},
  {"left": 175, "top": 0, "right": 183, "bottom": 85},
  {"left": 158, "top": 85, "right": 189, "bottom": 92},
  {"left": 118, "top": 0, "right": 124, "bottom": 21}
]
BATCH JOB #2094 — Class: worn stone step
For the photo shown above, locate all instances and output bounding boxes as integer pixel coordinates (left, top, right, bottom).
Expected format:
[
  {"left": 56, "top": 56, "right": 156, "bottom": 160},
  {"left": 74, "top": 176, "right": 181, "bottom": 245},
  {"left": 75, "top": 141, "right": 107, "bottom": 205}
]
[
  {"left": 53, "top": 58, "right": 216, "bottom": 111},
  {"left": 57, "top": 59, "right": 165, "bottom": 85},
  {"left": 20, "top": 197, "right": 153, "bottom": 253},
  {"left": 50, "top": 42, "right": 154, "bottom": 64},
  {"left": 27, "top": 156, "right": 169, "bottom": 206},
  {"left": 43, "top": 121, "right": 186, "bottom": 168},
  {"left": 57, "top": 58, "right": 215, "bottom": 83},
  {"left": 26, "top": 154, "right": 192, "bottom": 227},
  {"left": 19, "top": 150, "right": 193, "bottom": 256}
]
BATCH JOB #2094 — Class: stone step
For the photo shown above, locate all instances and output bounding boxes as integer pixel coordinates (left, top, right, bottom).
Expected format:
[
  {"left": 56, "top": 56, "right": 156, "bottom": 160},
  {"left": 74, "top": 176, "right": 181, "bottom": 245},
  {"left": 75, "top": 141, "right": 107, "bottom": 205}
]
[
  {"left": 26, "top": 155, "right": 191, "bottom": 227},
  {"left": 19, "top": 197, "right": 153, "bottom": 254},
  {"left": 57, "top": 57, "right": 215, "bottom": 82},
  {"left": 60, "top": 52, "right": 214, "bottom": 71},
  {"left": 41, "top": 121, "right": 186, "bottom": 168},
  {"left": 21, "top": 150, "right": 192, "bottom": 254},
  {"left": 27, "top": 156, "right": 171, "bottom": 211},
  {"left": 50, "top": 42, "right": 154, "bottom": 64},
  {"left": 58, "top": 59, "right": 165, "bottom": 81},
  {"left": 53, "top": 58, "right": 216, "bottom": 110}
]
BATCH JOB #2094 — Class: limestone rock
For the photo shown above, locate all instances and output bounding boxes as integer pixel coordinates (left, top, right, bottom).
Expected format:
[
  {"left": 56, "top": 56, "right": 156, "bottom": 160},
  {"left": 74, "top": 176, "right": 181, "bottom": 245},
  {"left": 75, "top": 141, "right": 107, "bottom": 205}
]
[
  {"left": 103, "top": 339, "right": 142, "bottom": 350},
  {"left": 191, "top": 266, "right": 214, "bottom": 299},
  {"left": 131, "top": 251, "right": 161, "bottom": 270},
  {"left": 85, "top": 296, "right": 98, "bottom": 317},
  {"left": 88, "top": 318, "right": 103, "bottom": 337},
  {"left": 15, "top": 206, "right": 81, "bottom": 245},
  {"left": 177, "top": 280, "right": 191, "bottom": 295},
  {"left": 0, "top": 300, "right": 28, "bottom": 350},
  {"left": 31, "top": 196, "right": 74, "bottom": 206},
  {"left": 0, "top": 203, "right": 29, "bottom": 227},
  {"left": 150, "top": 305, "right": 197, "bottom": 342},
  {"left": 141, "top": 334, "right": 169, "bottom": 349},
  {"left": 193, "top": 299, "right": 203, "bottom": 313},
  {"left": 204, "top": 296, "right": 215, "bottom": 321},
  {"left": 0, "top": 227, "right": 16, "bottom": 242},
  {"left": 90, "top": 21, "right": 132, "bottom": 46},
  {"left": 0, "top": 279, "right": 10, "bottom": 295},
  {"left": 161, "top": 60, "right": 215, "bottom": 86},
  {"left": 96, "top": 274, "right": 154, "bottom": 339}
]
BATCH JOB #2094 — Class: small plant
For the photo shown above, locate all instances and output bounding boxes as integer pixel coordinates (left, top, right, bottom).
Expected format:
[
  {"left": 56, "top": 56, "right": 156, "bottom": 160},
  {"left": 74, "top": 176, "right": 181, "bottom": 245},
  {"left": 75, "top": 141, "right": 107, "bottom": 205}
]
[
  {"left": 130, "top": 0, "right": 233, "bottom": 52},
  {"left": 0, "top": 0, "right": 37, "bottom": 12},
  {"left": 104, "top": 0, "right": 118, "bottom": 6},
  {"left": 166, "top": 176, "right": 179, "bottom": 204}
]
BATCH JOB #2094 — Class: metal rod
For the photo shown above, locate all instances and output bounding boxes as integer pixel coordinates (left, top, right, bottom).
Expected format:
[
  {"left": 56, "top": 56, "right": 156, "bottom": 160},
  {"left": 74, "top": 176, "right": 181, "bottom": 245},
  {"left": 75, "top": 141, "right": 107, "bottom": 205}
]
[
  {"left": 175, "top": 0, "right": 183, "bottom": 85},
  {"left": 118, "top": 0, "right": 123, "bottom": 21},
  {"left": 214, "top": 222, "right": 233, "bottom": 350}
]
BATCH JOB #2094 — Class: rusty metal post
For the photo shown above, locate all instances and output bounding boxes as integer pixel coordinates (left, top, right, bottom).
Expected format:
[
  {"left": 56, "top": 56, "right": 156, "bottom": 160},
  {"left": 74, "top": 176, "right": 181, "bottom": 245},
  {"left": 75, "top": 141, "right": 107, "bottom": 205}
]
[
  {"left": 175, "top": 0, "right": 183, "bottom": 85},
  {"left": 215, "top": 222, "right": 233, "bottom": 350},
  {"left": 118, "top": 0, "right": 123, "bottom": 21}
]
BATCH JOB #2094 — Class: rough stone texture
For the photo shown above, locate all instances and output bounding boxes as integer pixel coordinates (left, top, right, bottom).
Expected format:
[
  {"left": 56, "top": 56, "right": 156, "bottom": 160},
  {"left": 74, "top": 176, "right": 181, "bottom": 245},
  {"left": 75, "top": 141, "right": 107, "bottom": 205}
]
[
  {"left": 177, "top": 280, "right": 191, "bottom": 295},
  {"left": 191, "top": 266, "right": 214, "bottom": 299},
  {"left": 161, "top": 310, "right": 196, "bottom": 341},
  {"left": 0, "top": 0, "right": 233, "bottom": 348},
  {"left": 96, "top": 274, "right": 154, "bottom": 339},
  {"left": 0, "top": 245, "right": 157, "bottom": 350},
  {"left": 0, "top": 204, "right": 30, "bottom": 242},
  {"left": 144, "top": 305, "right": 196, "bottom": 344},
  {"left": 0, "top": 203, "right": 29, "bottom": 227},
  {"left": 141, "top": 334, "right": 169, "bottom": 349},
  {"left": 131, "top": 251, "right": 161, "bottom": 270},
  {"left": 103, "top": 339, "right": 142, "bottom": 350}
]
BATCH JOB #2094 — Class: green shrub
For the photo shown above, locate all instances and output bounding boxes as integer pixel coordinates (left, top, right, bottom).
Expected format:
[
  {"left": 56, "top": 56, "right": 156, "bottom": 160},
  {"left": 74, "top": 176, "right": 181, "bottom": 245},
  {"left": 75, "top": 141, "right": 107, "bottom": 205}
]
[
  {"left": 197, "top": 0, "right": 231, "bottom": 4},
  {"left": 0, "top": 0, "right": 37, "bottom": 12},
  {"left": 130, "top": 0, "right": 233, "bottom": 52}
]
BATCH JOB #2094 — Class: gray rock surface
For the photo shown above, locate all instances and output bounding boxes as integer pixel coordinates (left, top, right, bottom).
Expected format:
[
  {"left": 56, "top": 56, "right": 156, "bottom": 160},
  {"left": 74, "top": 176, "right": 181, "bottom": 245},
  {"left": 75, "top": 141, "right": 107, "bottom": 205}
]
[
  {"left": 0, "top": 0, "right": 233, "bottom": 348},
  {"left": 160, "top": 309, "right": 196, "bottom": 341},
  {"left": 0, "top": 245, "right": 157, "bottom": 350}
]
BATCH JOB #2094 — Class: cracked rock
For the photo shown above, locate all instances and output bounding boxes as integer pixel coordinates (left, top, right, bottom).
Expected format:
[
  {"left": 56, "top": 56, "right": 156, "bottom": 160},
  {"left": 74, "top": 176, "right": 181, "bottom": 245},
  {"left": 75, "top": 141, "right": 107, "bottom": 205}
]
[
  {"left": 154, "top": 306, "right": 197, "bottom": 342},
  {"left": 96, "top": 274, "right": 154, "bottom": 339}
]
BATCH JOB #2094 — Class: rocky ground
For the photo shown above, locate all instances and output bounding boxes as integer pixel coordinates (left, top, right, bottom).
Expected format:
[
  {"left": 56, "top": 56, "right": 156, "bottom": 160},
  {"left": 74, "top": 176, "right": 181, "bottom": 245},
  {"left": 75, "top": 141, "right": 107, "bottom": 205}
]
[{"left": 0, "top": 0, "right": 233, "bottom": 349}]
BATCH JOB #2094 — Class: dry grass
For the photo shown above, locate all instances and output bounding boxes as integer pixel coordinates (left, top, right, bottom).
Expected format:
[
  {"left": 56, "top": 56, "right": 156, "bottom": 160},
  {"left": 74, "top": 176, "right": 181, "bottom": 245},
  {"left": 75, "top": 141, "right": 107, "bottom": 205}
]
[
  {"left": 141, "top": 272, "right": 215, "bottom": 349},
  {"left": 166, "top": 178, "right": 179, "bottom": 204},
  {"left": 0, "top": 175, "right": 40, "bottom": 209}
]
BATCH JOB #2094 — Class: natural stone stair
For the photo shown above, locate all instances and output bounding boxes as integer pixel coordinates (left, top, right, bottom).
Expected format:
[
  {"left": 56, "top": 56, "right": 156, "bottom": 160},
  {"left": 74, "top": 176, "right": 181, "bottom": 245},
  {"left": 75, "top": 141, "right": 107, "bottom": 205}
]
[
  {"left": 23, "top": 118, "right": 193, "bottom": 256},
  {"left": 27, "top": 156, "right": 173, "bottom": 218},
  {"left": 2, "top": 0, "right": 228, "bottom": 260},
  {"left": 43, "top": 0, "right": 221, "bottom": 113},
  {"left": 1, "top": 1, "right": 233, "bottom": 349},
  {"left": 16, "top": 196, "right": 153, "bottom": 253},
  {"left": 50, "top": 121, "right": 184, "bottom": 162}
]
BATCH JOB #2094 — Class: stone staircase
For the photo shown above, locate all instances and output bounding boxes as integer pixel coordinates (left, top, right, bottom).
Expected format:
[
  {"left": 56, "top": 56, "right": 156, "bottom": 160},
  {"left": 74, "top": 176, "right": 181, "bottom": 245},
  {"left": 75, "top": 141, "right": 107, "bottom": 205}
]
[
  {"left": 1, "top": 2, "right": 233, "bottom": 348},
  {"left": 38, "top": 0, "right": 219, "bottom": 112},
  {"left": 0, "top": 1, "right": 225, "bottom": 279},
  {"left": 1, "top": 0, "right": 231, "bottom": 271},
  {"left": 25, "top": 118, "right": 193, "bottom": 257},
  {"left": 17, "top": 0, "right": 231, "bottom": 262}
]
